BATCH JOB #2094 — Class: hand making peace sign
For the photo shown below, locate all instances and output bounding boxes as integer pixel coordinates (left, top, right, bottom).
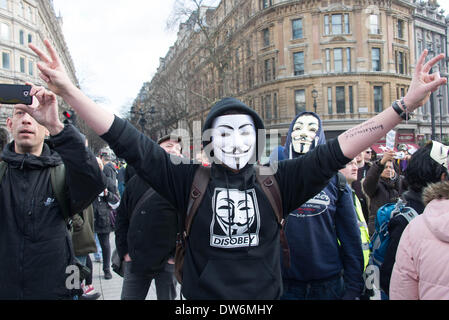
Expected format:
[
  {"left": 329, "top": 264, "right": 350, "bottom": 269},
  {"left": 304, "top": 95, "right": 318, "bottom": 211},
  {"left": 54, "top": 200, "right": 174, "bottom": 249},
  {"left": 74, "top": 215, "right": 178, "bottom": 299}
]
[{"left": 404, "top": 50, "right": 447, "bottom": 111}]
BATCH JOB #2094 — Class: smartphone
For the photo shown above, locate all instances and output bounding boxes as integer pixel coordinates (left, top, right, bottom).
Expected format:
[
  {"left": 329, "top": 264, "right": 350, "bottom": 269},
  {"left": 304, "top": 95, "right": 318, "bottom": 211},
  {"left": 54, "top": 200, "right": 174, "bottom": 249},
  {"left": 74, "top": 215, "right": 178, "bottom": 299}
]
[{"left": 0, "top": 84, "right": 33, "bottom": 105}]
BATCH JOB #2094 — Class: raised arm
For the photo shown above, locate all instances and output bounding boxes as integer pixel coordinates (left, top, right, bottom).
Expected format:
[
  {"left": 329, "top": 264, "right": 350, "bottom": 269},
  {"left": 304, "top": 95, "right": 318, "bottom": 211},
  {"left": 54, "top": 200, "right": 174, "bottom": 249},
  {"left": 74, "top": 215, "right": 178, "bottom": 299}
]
[
  {"left": 338, "top": 50, "right": 447, "bottom": 159},
  {"left": 29, "top": 40, "right": 114, "bottom": 135}
]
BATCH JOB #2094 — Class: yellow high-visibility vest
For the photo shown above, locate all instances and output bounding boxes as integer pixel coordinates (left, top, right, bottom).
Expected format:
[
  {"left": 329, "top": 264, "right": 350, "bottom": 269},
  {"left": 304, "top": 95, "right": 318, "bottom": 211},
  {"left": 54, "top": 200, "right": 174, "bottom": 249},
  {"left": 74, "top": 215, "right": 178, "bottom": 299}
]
[{"left": 352, "top": 190, "right": 371, "bottom": 270}]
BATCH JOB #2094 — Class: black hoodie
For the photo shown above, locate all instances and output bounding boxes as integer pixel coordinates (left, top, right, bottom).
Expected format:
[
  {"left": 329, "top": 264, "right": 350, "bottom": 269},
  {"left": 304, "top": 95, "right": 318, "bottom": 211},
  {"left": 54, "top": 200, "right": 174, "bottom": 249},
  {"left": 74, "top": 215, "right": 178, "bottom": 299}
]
[
  {"left": 101, "top": 98, "right": 350, "bottom": 299},
  {"left": 0, "top": 124, "right": 105, "bottom": 299}
]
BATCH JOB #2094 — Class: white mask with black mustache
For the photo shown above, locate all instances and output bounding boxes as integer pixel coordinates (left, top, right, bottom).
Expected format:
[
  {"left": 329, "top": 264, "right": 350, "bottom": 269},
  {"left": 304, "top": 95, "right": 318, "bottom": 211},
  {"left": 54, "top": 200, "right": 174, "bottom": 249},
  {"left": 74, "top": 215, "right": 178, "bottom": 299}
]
[
  {"left": 211, "top": 114, "right": 256, "bottom": 170},
  {"left": 291, "top": 114, "right": 319, "bottom": 154}
]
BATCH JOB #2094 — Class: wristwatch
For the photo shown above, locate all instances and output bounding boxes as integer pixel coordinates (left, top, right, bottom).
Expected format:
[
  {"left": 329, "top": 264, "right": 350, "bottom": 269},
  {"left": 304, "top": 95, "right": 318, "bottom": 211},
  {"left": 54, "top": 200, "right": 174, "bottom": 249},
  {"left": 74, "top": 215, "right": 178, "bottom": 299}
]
[{"left": 392, "top": 99, "right": 414, "bottom": 121}]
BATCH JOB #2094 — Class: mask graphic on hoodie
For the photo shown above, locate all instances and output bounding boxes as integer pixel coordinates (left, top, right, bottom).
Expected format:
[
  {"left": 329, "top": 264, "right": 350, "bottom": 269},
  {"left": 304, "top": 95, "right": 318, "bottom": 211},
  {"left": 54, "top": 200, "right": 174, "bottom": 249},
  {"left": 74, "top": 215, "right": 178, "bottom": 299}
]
[{"left": 211, "top": 188, "right": 260, "bottom": 248}]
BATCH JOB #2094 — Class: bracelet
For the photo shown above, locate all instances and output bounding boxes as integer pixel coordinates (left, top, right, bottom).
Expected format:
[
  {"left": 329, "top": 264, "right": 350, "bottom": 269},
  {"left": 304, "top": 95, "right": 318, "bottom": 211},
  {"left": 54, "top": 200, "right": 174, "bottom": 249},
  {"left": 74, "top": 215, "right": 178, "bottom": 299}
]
[{"left": 392, "top": 100, "right": 414, "bottom": 122}]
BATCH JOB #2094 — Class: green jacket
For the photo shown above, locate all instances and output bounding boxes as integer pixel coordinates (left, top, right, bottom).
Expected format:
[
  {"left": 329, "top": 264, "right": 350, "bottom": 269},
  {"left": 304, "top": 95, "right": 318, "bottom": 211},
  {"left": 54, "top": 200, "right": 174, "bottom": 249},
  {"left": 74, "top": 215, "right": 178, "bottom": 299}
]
[{"left": 72, "top": 205, "right": 97, "bottom": 256}]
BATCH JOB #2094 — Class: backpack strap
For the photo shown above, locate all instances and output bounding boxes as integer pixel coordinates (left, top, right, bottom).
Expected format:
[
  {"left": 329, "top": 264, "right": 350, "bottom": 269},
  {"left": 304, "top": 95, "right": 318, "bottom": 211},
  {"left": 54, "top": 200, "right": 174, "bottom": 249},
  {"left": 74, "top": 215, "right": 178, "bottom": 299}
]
[
  {"left": 255, "top": 167, "right": 291, "bottom": 268},
  {"left": 131, "top": 188, "right": 156, "bottom": 219},
  {"left": 184, "top": 166, "right": 211, "bottom": 238},
  {"left": 336, "top": 172, "right": 347, "bottom": 199},
  {"left": 0, "top": 161, "right": 7, "bottom": 184},
  {"left": 50, "top": 164, "right": 71, "bottom": 223}
]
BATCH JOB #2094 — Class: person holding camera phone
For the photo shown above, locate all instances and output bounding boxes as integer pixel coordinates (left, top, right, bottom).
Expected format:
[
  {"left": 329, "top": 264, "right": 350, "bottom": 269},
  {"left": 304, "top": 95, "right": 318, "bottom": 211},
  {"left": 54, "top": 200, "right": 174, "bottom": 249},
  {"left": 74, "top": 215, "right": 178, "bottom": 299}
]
[
  {"left": 0, "top": 84, "right": 104, "bottom": 299},
  {"left": 27, "top": 39, "right": 446, "bottom": 300},
  {"left": 362, "top": 149, "right": 404, "bottom": 235}
]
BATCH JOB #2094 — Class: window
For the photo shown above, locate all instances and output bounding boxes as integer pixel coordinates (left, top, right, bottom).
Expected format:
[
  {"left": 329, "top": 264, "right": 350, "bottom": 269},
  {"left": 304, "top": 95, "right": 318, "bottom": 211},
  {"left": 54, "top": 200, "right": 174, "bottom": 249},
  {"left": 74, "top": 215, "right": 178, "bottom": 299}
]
[
  {"left": 265, "top": 95, "right": 272, "bottom": 119},
  {"left": 336, "top": 86, "right": 345, "bottom": 113},
  {"left": 264, "top": 58, "right": 274, "bottom": 82},
  {"left": 293, "top": 51, "right": 304, "bottom": 76},
  {"left": 262, "top": 28, "right": 270, "bottom": 46},
  {"left": 294, "top": 89, "right": 306, "bottom": 114},
  {"left": 292, "top": 18, "right": 303, "bottom": 39},
  {"left": 19, "top": 30, "right": 24, "bottom": 44},
  {"left": 261, "top": 0, "right": 272, "bottom": 9},
  {"left": 349, "top": 86, "right": 354, "bottom": 113},
  {"left": 372, "top": 48, "right": 381, "bottom": 71},
  {"left": 28, "top": 6, "right": 33, "bottom": 22},
  {"left": 346, "top": 48, "right": 351, "bottom": 72},
  {"left": 370, "top": 15, "right": 379, "bottom": 34},
  {"left": 327, "top": 87, "right": 333, "bottom": 114},
  {"left": 28, "top": 60, "right": 33, "bottom": 75},
  {"left": 20, "top": 57, "right": 25, "bottom": 73},
  {"left": 374, "top": 86, "right": 383, "bottom": 113},
  {"left": 332, "top": 14, "right": 342, "bottom": 35},
  {"left": 325, "top": 49, "right": 330, "bottom": 72},
  {"left": 0, "top": 0, "right": 7, "bottom": 10},
  {"left": 2, "top": 52, "right": 10, "bottom": 69},
  {"left": 417, "top": 39, "right": 423, "bottom": 56},
  {"left": 325, "top": 14, "right": 350, "bottom": 35},
  {"left": 0, "top": 23, "right": 10, "bottom": 40},
  {"left": 334, "top": 48, "right": 343, "bottom": 73},
  {"left": 397, "top": 51, "right": 405, "bottom": 74},
  {"left": 273, "top": 93, "right": 278, "bottom": 119},
  {"left": 247, "top": 67, "right": 254, "bottom": 88},
  {"left": 18, "top": 1, "right": 23, "bottom": 16},
  {"left": 28, "top": 33, "right": 32, "bottom": 43},
  {"left": 397, "top": 19, "right": 404, "bottom": 39},
  {"left": 344, "top": 14, "right": 350, "bottom": 34},
  {"left": 246, "top": 39, "right": 251, "bottom": 57}
]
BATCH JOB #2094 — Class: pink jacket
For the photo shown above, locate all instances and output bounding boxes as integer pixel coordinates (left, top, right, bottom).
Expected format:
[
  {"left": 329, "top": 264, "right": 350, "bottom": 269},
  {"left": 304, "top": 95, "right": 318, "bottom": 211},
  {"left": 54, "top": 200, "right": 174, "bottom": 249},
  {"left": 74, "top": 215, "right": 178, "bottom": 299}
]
[{"left": 390, "top": 195, "right": 449, "bottom": 300}]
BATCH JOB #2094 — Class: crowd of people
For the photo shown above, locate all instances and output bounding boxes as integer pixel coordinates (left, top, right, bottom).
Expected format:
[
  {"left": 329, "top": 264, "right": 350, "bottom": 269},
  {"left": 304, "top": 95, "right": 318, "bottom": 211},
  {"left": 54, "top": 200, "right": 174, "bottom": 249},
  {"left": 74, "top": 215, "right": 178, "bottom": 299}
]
[{"left": 0, "top": 40, "right": 448, "bottom": 300}]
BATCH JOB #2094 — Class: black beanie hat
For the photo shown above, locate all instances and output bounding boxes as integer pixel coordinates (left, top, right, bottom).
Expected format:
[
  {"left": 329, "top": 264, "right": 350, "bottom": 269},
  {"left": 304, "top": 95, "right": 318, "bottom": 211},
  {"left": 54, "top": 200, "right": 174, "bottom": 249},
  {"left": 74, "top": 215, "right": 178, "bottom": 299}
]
[
  {"left": 202, "top": 97, "right": 266, "bottom": 162},
  {"left": 202, "top": 97, "right": 265, "bottom": 134}
]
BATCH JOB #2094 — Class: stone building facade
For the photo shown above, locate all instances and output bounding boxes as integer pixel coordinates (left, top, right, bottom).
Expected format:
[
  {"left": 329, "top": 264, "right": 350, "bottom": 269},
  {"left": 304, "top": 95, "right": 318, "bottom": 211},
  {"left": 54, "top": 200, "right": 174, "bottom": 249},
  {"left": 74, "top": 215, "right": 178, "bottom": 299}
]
[
  {"left": 0, "top": 0, "right": 78, "bottom": 143},
  {"left": 142, "top": 0, "right": 449, "bottom": 157}
]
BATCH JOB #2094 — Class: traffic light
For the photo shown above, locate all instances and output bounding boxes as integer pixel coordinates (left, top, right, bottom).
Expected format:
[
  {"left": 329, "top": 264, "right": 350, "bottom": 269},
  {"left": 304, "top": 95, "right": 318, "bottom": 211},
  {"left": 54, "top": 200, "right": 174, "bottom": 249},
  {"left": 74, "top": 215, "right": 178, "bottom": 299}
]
[{"left": 63, "top": 110, "right": 77, "bottom": 126}]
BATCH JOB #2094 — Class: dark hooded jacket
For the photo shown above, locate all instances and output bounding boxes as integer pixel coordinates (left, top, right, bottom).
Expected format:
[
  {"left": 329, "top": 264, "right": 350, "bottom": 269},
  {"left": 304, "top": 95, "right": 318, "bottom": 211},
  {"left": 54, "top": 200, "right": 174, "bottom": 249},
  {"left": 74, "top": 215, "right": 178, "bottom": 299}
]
[
  {"left": 272, "top": 112, "right": 364, "bottom": 299},
  {"left": 101, "top": 98, "right": 351, "bottom": 300},
  {"left": 0, "top": 124, "right": 104, "bottom": 300},
  {"left": 362, "top": 160, "right": 403, "bottom": 235},
  {"left": 115, "top": 174, "right": 178, "bottom": 275}
]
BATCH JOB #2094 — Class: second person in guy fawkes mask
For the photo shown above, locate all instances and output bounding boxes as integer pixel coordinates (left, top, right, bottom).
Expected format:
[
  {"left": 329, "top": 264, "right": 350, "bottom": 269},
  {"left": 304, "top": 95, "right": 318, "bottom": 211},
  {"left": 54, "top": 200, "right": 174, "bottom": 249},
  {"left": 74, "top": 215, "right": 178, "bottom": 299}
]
[{"left": 272, "top": 111, "right": 364, "bottom": 300}]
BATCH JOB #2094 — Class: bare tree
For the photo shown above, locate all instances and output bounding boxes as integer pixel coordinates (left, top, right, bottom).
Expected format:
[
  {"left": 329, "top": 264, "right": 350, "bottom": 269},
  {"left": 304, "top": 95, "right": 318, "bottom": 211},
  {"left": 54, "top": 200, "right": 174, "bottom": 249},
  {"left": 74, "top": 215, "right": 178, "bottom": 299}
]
[{"left": 166, "top": 0, "right": 237, "bottom": 104}]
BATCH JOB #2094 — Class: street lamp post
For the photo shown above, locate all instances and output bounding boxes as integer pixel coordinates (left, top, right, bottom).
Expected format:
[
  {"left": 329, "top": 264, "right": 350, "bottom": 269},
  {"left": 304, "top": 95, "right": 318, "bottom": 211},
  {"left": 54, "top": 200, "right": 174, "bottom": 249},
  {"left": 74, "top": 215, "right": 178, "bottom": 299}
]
[
  {"left": 428, "top": 49, "right": 436, "bottom": 141},
  {"left": 437, "top": 91, "right": 443, "bottom": 142},
  {"left": 312, "top": 89, "right": 318, "bottom": 114}
]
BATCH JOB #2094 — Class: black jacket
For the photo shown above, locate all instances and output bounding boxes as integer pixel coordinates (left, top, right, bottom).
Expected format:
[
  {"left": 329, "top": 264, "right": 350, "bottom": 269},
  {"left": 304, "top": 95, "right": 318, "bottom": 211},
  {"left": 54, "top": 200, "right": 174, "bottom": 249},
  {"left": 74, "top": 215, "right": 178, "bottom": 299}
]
[
  {"left": 103, "top": 161, "right": 118, "bottom": 195},
  {"left": 362, "top": 161, "right": 403, "bottom": 235},
  {"left": 115, "top": 174, "right": 178, "bottom": 274},
  {"left": 379, "top": 190, "right": 425, "bottom": 295},
  {"left": 93, "top": 186, "right": 119, "bottom": 234},
  {"left": 0, "top": 124, "right": 104, "bottom": 300},
  {"left": 102, "top": 116, "right": 350, "bottom": 300}
]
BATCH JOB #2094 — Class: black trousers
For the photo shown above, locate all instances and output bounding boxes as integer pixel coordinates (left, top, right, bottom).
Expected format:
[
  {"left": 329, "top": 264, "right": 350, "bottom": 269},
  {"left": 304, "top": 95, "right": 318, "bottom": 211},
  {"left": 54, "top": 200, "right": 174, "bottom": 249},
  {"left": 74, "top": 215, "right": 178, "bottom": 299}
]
[{"left": 97, "top": 233, "right": 111, "bottom": 272}]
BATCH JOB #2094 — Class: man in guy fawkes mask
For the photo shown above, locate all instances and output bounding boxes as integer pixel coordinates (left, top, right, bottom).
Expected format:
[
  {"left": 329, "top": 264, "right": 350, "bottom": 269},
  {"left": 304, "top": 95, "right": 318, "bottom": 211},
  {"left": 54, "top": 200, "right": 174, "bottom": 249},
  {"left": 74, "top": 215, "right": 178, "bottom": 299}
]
[
  {"left": 103, "top": 98, "right": 355, "bottom": 300},
  {"left": 272, "top": 111, "right": 364, "bottom": 300},
  {"left": 31, "top": 35, "right": 446, "bottom": 301}
]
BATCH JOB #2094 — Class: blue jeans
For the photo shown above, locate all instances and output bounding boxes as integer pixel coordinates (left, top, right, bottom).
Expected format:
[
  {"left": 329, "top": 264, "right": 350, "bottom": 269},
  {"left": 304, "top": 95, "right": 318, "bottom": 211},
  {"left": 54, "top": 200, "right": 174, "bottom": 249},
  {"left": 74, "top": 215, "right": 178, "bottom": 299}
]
[
  {"left": 93, "top": 233, "right": 102, "bottom": 261},
  {"left": 281, "top": 274, "right": 345, "bottom": 300}
]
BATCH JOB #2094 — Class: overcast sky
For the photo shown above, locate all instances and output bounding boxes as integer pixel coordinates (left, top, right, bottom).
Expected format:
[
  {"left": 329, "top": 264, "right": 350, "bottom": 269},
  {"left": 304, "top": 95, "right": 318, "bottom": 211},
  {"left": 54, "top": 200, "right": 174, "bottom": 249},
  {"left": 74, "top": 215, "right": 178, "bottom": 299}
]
[
  {"left": 52, "top": 0, "right": 178, "bottom": 116},
  {"left": 52, "top": 1, "right": 449, "bottom": 117}
]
